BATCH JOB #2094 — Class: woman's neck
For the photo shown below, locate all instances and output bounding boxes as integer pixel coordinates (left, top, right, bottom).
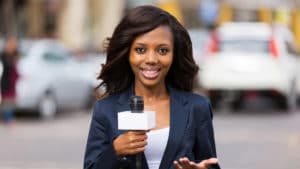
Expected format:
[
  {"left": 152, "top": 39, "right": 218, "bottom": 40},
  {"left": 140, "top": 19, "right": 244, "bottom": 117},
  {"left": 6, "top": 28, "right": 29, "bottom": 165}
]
[{"left": 134, "top": 83, "right": 169, "bottom": 103}]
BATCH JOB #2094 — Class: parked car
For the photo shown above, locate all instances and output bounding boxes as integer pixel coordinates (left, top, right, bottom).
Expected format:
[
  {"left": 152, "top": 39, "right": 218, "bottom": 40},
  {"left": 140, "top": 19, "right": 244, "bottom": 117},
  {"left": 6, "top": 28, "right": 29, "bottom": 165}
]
[
  {"left": 0, "top": 61, "right": 3, "bottom": 103},
  {"left": 0, "top": 38, "right": 4, "bottom": 51},
  {"left": 188, "top": 29, "right": 210, "bottom": 93},
  {"left": 188, "top": 28, "right": 210, "bottom": 65},
  {"left": 76, "top": 52, "right": 106, "bottom": 99},
  {"left": 16, "top": 39, "right": 94, "bottom": 119},
  {"left": 198, "top": 22, "right": 300, "bottom": 111}
]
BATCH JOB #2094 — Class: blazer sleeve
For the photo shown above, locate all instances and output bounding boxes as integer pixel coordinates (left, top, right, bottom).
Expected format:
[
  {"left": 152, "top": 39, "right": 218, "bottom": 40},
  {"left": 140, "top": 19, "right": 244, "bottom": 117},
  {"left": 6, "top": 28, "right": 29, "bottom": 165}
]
[
  {"left": 83, "top": 102, "right": 119, "bottom": 169},
  {"left": 194, "top": 98, "right": 221, "bottom": 169}
]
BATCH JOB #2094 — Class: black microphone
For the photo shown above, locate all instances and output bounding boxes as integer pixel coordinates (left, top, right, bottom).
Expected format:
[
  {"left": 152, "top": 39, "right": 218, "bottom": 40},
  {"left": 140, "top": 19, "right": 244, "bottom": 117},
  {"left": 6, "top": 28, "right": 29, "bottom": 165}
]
[
  {"left": 118, "top": 96, "right": 155, "bottom": 130},
  {"left": 130, "top": 96, "right": 143, "bottom": 169},
  {"left": 130, "top": 96, "right": 144, "bottom": 113},
  {"left": 118, "top": 96, "right": 155, "bottom": 168}
]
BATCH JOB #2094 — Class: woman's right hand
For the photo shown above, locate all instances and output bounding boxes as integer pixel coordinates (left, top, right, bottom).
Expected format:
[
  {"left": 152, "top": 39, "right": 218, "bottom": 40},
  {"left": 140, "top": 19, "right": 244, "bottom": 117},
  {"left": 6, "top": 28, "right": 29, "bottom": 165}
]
[{"left": 113, "top": 130, "right": 148, "bottom": 156}]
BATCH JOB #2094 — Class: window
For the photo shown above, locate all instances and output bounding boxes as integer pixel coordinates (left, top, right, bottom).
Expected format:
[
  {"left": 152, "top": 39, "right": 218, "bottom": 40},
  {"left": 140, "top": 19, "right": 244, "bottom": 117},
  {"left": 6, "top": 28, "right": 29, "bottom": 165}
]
[
  {"left": 43, "top": 51, "right": 67, "bottom": 62},
  {"left": 219, "top": 39, "right": 269, "bottom": 53}
]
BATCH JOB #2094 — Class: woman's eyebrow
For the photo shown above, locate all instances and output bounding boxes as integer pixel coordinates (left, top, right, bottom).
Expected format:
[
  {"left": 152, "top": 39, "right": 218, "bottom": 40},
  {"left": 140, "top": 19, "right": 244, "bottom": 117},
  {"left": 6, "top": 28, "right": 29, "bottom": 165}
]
[{"left": 134, "top": 43, "right": 146, "bottom": 46}]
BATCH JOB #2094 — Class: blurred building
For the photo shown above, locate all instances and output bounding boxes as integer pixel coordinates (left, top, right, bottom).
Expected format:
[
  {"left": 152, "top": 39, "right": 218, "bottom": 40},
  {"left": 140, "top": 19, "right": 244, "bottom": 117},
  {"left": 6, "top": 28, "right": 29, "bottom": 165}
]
[
  {"left": 1, "top": 0, "right": 300, "bottom": 52},
  {"left": 217, "top": 0, "right": 300, "bottom": 50},
  {"left": 0, "top": 0, "right": 125, "bottom": 53}
]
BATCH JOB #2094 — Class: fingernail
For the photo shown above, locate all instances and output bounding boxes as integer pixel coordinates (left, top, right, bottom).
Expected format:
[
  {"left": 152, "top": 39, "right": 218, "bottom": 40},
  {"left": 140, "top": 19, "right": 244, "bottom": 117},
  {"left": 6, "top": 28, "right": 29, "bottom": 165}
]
[{"left": 211, "top": 158, "right": 218, "bottom": 163}]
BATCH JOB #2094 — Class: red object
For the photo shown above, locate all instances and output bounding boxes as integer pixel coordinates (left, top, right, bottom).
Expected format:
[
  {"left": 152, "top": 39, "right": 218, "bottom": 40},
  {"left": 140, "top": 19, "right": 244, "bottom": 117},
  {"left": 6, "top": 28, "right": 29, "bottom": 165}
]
[
  {"left": 244, "top": 91, "right": 258, "bottom": 100},
  {"left": 204, "top": 31, "right": 219, "bottom": 56},
  {"left": 2, "top": 62, "right": 19, "bottom": 99},
  {"left": 269, "top": 35, "right": 278, "bottom": 58}
]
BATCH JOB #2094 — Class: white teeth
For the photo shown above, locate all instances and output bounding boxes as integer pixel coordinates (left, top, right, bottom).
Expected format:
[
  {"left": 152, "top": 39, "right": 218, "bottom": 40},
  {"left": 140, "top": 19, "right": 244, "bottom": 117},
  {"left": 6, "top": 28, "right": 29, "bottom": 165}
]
[
  {"left": 145, "top": 70, "right": 157, "bottom": 74},
  {"left": 142, "top": 69, "right": 159, "bottom": 79}
]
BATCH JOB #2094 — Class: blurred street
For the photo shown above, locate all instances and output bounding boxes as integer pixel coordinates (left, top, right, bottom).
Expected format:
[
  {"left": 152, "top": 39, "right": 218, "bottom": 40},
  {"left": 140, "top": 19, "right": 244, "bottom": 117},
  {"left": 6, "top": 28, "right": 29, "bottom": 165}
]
[
  {"left": 1, "top": 1, "right": 300, "bottom": 169},
  {"left": 215, "top": 111, "right": 300, "bottom": 169},
  {"left": 0, "top": 110, "right": 91, "bottom": 169},
  {"left": 0, "top": 106, "right": 299, "bottom": 169}
]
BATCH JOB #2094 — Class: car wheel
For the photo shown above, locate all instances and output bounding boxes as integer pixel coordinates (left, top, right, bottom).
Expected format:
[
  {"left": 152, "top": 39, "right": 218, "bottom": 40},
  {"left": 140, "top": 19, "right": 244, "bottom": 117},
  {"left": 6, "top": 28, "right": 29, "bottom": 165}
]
[
  {"left": 38, "top": 93, "right": 57, "bottom": 120},
  {"left": 231, "top": 91, "right": 244, "bottom": 111},
  {"left": 209, "top": 90, "right": 222, "bottom": 109},
  {"left": 287, "top": 81, "right": 297, "bottom": 113}
]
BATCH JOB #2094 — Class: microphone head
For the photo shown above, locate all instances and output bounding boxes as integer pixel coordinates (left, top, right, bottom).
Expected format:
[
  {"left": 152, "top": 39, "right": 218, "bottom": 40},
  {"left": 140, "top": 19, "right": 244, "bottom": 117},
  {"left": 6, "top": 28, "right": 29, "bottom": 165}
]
[{"left": 130, "top": 96, "right": 144, "bottom": 113}]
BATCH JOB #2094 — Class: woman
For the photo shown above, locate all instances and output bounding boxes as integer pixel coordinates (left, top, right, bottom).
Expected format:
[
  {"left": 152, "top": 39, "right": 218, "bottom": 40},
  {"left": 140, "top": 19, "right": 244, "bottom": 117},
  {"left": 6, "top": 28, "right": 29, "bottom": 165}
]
[
  {"left": 1, "top": 36, "right": 19, "bottom": 124},
  {"left": 84, "top": 5, "right": 220, "bottom": 169}
]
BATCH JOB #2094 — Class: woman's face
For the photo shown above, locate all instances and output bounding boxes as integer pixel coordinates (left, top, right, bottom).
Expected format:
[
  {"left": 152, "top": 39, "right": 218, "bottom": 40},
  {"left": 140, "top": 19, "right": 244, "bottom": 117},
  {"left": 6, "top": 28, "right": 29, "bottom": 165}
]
[
  {"left": 5, "top": 37, "right": 17, "bottom": 55},
  {"left": 129, "top": 25, "right": 174, "bottom": 89}
]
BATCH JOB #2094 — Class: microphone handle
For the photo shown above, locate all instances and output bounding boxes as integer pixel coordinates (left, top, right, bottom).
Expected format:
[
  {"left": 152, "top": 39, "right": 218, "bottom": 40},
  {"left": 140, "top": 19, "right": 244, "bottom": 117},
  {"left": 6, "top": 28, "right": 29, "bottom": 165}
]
[{"left": 136, "top": 153, "right": 142, "bottom": 169}]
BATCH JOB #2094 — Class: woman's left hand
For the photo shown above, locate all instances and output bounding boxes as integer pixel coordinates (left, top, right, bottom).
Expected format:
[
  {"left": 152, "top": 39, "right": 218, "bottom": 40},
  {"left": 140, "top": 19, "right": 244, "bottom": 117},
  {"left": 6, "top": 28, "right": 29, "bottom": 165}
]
[{"left": 173, "top": 157, "right": 218, "bottom": 169}]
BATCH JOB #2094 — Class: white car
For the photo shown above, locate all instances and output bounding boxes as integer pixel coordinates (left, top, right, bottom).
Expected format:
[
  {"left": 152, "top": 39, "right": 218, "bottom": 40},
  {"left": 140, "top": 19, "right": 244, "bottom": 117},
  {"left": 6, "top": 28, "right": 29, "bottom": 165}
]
[
  {"left": 199, "top": 22, "right": 300, "bottom": 111},
  {"left": 16, "top": 39, "right": 94, "bottom": 119},
  {"left": 76, "top": 53, "right": 106, "bottom": 98},
  {"left": 0, "top": 61, "right": 3, "bottom": 103}
]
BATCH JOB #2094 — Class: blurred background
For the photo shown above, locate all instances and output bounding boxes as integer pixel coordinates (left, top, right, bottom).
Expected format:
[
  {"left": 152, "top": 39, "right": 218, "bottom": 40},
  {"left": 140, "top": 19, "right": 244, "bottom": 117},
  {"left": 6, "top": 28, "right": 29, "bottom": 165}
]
[{"left": 0, "top": 0, "right": 300, "bottom": 169}]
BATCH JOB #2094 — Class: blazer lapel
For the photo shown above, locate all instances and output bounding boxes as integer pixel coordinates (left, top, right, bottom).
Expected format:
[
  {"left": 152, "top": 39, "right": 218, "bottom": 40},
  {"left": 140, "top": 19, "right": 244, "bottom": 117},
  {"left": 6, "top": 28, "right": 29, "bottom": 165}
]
[
  {"left": 159, "top": 87, "right": 189, "bottom": 169},
  {"left": 115, "top": 85, "right": 134, "bottom": 137}
]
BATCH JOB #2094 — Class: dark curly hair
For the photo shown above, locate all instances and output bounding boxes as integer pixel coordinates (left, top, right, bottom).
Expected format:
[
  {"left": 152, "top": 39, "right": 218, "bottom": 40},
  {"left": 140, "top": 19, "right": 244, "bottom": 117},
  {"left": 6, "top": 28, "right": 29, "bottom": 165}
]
[{"left": 97, "top": 5, "right": 199, "bottom": 96}]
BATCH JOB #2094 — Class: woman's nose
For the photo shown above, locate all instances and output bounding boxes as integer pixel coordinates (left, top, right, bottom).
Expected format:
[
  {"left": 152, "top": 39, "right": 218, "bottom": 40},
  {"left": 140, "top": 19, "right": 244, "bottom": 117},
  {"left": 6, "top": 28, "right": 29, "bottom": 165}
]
[{"left": 145, "top": 51, "right": 158, "bottom": 64}]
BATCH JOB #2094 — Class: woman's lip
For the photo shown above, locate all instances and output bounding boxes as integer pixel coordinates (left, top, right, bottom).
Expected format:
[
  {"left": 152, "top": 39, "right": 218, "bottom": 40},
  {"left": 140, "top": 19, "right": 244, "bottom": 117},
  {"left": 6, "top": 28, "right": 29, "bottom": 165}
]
[
  {"left": 141, "top": 66, "right": 160, "bottom": 71},
  {"left": 141, "top": 69, "right": 159, "bottom": 79}
]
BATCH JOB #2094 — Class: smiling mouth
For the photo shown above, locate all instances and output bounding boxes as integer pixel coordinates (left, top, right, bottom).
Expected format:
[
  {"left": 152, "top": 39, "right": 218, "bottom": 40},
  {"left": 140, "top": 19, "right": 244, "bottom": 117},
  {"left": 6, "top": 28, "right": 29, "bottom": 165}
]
[{"left": 140, "top": 68, "right": 160, "bottom": 79}]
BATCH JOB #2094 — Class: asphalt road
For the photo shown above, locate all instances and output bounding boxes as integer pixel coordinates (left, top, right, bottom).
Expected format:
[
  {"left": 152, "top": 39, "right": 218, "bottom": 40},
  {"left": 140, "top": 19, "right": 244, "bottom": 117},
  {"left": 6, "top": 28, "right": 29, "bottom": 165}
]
[{"left": 0, "top": 107, "right": 299, "bottom": 169}]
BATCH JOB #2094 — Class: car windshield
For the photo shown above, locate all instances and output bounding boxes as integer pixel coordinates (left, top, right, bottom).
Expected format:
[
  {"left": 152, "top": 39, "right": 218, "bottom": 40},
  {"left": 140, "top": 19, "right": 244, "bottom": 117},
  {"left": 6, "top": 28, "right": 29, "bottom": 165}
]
[
  {"left": 219, "top": 39, "right": 269, "bottom": 53},
  {"left": 43, "top": 52, "right": 68, "bottom": 62}
]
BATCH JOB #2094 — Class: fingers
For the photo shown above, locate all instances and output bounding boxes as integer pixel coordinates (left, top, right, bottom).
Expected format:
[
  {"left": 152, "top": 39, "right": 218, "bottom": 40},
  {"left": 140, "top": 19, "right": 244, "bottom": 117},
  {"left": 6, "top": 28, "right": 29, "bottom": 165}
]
[
  {"left": 128, "top": 146, "right": 146, "bottom": 155},
  {"left": 200, "top": 158, "right": 218, "bottom": 168},
  {"left": 173, "top": 160, "right": 183, "bottom": 169},
  {"left": 131, "top": 130, "right": 150, "bottom": 134},
  {"left": 126, "top": 131, "right": 148, "bottom": 154},
  {"left": 174, "top": 157, "right": 193, "bottom": 169},
  {"left": 127, "top": 131, "right": 148, "bottom": 142},
  {"left": 173, "top": 157, "right": 218, "bottom": 169},
  {"left": 113, "top": 130, "right": 148, "bottom": 156},
  {"left": 124, "top": 131, "right": 148, "bottom": 155},
  {"left": 179, "top": 157, "right": 192, "bottom": 169},
  {"left": 129, "top": 138, "right": 147, "bottom": 149}
]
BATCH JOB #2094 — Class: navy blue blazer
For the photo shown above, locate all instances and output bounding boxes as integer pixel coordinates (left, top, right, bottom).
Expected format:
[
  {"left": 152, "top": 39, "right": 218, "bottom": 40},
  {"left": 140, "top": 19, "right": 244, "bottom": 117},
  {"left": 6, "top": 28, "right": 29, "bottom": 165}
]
[{"left": 84, "top": 85, "right": 220, "bottom": 169}]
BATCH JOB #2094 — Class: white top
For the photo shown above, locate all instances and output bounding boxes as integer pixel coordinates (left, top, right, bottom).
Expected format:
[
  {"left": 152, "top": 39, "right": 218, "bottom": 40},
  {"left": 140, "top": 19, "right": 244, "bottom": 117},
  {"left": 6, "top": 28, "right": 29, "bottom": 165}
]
[{"left": 144, "top": 127, "right": 170, "bottom": 169}]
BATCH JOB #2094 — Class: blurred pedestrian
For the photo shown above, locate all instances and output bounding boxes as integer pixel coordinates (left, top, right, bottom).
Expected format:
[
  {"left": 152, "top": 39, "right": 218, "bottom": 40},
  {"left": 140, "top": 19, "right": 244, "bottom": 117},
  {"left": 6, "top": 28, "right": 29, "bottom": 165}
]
[
  {"left": 84, "top": 5, "right": 220, "bottom": 169},
  {"left": 0, "top": 36, "right": 19, "bottom": 125}
]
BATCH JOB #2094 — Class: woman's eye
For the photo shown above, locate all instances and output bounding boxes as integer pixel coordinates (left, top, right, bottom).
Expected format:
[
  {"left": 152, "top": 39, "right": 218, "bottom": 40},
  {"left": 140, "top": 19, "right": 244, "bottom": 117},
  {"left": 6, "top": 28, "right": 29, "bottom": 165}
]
[
  {"left": 135, "top": 47, "right": 146, "bottom": 54},
  {"left": 158, "top": 48, "right": 169, "bottom": 55}
]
